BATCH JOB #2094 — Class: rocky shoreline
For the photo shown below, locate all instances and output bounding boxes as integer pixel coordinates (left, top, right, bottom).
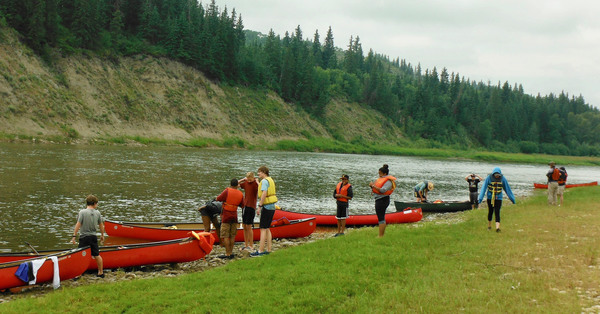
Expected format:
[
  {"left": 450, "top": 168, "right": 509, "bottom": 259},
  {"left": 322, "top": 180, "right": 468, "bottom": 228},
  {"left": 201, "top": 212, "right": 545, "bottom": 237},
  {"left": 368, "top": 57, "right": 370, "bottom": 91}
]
[
  {"left": 0, "top": 229, "right": 337, "bottom": 304},
  {"left": 0, "top": 213, "right": 465, "bottom": 304}
]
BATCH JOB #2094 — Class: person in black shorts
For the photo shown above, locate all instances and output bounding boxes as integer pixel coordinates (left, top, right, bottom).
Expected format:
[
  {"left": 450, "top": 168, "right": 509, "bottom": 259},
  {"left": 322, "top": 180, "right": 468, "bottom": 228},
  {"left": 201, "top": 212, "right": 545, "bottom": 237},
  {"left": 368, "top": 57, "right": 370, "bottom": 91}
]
[
  {"left": 71, "top": 195, "right": 105, "bottom": 278},
  {"left": 333, "top": 174, "right": 353, "bottom": 236},
  {"left": 465, "top": 173, "right": 483, "bottom": 209}
]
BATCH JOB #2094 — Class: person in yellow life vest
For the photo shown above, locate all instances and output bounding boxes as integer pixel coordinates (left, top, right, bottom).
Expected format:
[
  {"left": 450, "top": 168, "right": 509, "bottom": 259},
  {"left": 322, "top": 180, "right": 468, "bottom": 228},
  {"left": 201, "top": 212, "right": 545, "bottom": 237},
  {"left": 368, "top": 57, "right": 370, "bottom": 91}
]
[
  {"left": 333, "top": 174, "right": 354, "bottom": 236},
  {"left": 478, "top": 167, "right": 516, "bottom": 233},
  {"left": 368, "top": 164, "right": 396, "bottom": 237},
  {"left": 251, "top": 166, "right": 277, "bottom": 257},
  {"left": 215, "top": 178, "right": 244, "bottom": 259}
]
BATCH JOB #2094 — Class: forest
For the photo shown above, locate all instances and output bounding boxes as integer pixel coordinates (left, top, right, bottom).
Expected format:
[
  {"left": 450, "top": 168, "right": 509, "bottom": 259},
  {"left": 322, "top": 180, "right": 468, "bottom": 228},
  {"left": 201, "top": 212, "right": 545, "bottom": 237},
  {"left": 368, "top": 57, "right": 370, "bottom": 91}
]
[{"left": 1, "top": 0, "right": 599, "bottom": 156}]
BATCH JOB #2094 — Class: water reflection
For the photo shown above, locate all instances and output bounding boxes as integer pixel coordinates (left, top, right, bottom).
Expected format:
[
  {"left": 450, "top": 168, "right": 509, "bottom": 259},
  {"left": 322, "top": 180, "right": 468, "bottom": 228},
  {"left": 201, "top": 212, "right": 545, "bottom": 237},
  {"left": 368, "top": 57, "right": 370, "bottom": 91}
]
[{"left": 1, "top": 143, "right": 599, "bottom": 251}]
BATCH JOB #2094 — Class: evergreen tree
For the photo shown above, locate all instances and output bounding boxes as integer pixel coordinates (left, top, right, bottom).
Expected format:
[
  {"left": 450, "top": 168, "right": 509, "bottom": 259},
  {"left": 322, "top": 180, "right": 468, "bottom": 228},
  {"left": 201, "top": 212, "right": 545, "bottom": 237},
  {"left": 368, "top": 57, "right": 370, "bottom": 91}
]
[{"left": 321, "top": 26, "right": 336, "bottom": 69}]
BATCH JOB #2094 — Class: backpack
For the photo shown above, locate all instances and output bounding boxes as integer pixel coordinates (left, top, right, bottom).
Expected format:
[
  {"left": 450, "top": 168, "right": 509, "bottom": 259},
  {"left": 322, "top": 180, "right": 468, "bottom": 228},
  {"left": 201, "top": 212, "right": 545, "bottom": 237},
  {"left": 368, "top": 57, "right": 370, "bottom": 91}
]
[
  {"left": 551, "top": 168, "right": 561, "bottom": 181},
  {"left": 559, "top": 169, "right": 567, "bottom": 182}
]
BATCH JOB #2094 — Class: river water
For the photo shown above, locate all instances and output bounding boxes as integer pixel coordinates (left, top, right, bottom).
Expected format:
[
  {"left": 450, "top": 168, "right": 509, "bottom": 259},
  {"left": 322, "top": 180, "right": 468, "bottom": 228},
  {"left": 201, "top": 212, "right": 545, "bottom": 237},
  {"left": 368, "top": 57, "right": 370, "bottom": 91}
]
[{"left": 1, "top": 143, "right": 599, "bottom": 252}]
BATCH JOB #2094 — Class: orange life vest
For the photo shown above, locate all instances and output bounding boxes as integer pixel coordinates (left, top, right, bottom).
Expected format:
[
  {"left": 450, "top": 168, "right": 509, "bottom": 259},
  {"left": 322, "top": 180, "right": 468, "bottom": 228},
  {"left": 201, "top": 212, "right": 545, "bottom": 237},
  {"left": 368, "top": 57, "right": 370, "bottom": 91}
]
[
  {"left": 335, "top": 182, "right": 352, "bottom": 202},
  {"left": 223, "top": 188, "right": 244, "bottom": 211},
  {"left": 372, "top": 176, "right": 397, "bottom": 195}
]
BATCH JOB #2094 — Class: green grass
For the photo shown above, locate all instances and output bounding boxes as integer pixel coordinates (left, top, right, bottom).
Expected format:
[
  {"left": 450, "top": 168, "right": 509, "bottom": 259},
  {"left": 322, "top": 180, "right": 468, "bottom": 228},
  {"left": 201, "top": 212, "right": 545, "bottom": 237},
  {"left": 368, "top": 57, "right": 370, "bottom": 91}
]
[{"left": 2, "top": 187, "right": 598, "bottom": 313}]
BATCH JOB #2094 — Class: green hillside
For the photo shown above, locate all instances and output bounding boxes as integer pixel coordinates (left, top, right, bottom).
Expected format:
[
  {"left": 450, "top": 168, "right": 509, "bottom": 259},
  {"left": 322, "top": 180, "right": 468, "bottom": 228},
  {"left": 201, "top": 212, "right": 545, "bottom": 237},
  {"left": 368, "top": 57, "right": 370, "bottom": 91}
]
[{"left": 0, "top": 26, "right": 399, "bottom": 145}]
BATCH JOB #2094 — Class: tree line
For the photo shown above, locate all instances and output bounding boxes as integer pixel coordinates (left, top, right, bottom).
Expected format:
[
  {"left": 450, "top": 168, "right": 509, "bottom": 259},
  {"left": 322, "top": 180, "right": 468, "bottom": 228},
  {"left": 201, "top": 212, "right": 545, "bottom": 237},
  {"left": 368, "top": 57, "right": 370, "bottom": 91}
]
[{"left": 1, "top": 0, "right": 599, "bottom": 156}]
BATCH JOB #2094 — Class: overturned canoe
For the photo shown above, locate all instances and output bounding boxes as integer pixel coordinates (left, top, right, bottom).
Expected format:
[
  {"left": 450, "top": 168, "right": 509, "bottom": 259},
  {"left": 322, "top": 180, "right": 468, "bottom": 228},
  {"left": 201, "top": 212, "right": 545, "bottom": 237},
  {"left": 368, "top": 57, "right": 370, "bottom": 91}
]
[
  {"left": 271, "top": 208, "right": 422, "bottom": 226},
  {"left": 105, "top": 218, "right": 316, "bottom": 242},
  {"left": 533, "top": 181, "right": 598, "bottom": 189},
  {"left": 0, "top": 247, "right": 90, "bottom": 290},
  {"left": 0, "top": 234, "right": 214, "bottom": 270},
  {"left": 394, "top": 201, "right": 472, "bottom": 213}
]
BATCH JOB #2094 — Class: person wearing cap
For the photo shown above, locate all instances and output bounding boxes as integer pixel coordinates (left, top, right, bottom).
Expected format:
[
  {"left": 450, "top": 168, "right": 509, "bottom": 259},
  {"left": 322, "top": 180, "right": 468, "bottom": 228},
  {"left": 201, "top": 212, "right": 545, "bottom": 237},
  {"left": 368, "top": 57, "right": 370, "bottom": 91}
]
[
  {"left": 333, "top": 174, "right": 353, "bottom": 236},
  {"left": 465, "top": 173, "right": 484, "bottom": 209},
  {"left": 414, "top": 181, "right": 434, "bottom": 203},
  {"left": 546, "top": 161, "right": 559, "bottom": 205}
]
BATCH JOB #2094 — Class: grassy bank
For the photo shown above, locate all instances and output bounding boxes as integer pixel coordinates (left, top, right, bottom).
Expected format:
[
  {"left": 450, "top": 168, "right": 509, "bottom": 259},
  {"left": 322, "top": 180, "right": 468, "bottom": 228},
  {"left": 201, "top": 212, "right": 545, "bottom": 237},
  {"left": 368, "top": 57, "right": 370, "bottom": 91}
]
[
  {"left": 2, "top": 132, "right": 600, "bottom": 167},
  {"left": 2, "top": 187, "right": 598, "bottom": 313}
]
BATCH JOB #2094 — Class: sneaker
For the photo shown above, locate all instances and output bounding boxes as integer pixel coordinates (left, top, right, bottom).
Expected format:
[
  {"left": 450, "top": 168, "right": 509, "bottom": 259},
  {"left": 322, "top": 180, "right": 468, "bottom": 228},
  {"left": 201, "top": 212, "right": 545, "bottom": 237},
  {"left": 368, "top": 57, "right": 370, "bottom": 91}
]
[
  {"left": 226, "top": 254, "right": 235, "bottom": 259},
  {"left": 496, "top": 228, "right": 501, "bottom": 233},
  {"left": 250, "top": 251, "right": 262, "bottom": 257},
  {"left": 333, "top": 233, "right": 340, "bottom": 237},
  {"left": 218, "top": 254, "right": 234, "bottom": 259},
  {"left": 96, "top": 273, "right": 105, "bottom": 278},
  {"left": 487, "top": 226, "right": 491, "bottom": 230}
]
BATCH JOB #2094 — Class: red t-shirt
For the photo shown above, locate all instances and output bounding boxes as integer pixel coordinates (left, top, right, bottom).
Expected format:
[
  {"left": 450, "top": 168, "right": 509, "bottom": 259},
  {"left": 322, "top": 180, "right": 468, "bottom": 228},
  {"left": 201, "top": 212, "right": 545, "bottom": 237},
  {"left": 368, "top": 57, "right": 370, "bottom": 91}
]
[{"left": 240, "top": 180, "right": 258, "bottom": 209}]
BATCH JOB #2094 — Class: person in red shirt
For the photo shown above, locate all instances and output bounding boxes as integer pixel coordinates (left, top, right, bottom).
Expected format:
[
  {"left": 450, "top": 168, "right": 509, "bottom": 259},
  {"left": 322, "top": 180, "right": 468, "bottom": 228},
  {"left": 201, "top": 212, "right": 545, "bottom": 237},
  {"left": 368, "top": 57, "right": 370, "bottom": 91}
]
[
  {"left": 215, "top": 179, "right": 244, "bottom": 259},
  {"left": 238, "top": 172, "right": 259, "bottom": 251}
]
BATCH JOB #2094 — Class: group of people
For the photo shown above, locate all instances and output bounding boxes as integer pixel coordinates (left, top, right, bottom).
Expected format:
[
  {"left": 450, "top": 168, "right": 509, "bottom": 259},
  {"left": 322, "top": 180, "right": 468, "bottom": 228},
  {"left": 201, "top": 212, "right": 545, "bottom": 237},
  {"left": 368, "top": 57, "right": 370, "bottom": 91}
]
[
  {"left": 546, "top": 161, "right": 568, "bottom": 206},
  {"left": 198, "top": 166, "right": 278, "bottom": 258},
  {"left": 71, "top": 161, "right": 566, "bottom": 276}
]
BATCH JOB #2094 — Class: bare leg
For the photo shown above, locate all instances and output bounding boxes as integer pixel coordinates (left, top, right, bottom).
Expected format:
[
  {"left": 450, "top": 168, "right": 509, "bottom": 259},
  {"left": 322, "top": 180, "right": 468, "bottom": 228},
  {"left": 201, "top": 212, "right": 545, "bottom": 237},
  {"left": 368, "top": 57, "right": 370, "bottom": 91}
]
[
  {"left": 95, "top": 256, "right": 103, "bottom": 275},
  {"left": 243, "top": 224, "right": 253, "bottom": 249},
  {"left": 258, "top": 228, "right": 267, "bottom": 252},
  {"left": 340, "top": 219, "right": 346, "bottom": 234},
  {"left": 266, "top": 229, "right": 272, "bottom": 252},
  {"left": 378, "top": 223, "right": 386, "bottom": 237}
]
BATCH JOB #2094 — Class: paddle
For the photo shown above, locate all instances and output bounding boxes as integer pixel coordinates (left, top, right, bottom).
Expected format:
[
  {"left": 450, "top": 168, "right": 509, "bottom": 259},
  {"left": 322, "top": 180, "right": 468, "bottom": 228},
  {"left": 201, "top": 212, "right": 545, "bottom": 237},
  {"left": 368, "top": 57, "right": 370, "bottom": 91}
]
[{"left": 25, "top": 241, "right": 39, "bottom": 255}]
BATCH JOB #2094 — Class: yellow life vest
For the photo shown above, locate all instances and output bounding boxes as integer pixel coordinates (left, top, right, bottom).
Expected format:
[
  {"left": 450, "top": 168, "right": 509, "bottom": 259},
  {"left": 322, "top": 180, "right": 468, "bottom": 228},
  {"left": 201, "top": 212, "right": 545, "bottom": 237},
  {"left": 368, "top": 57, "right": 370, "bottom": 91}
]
[{"left": 258, "top": 177, "right": 278, "bottom": 205}]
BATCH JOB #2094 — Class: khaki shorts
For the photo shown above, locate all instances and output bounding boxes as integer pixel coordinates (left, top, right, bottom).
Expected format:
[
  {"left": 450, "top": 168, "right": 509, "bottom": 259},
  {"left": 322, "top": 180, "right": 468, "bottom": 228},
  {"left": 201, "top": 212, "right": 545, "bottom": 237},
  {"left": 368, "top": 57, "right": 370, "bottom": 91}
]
[
  {"left": 220, "top": 222, "right": 239, "bottom": 239},
  {"left": 557, "top": 185, "right": 565, "bottom": 196}
]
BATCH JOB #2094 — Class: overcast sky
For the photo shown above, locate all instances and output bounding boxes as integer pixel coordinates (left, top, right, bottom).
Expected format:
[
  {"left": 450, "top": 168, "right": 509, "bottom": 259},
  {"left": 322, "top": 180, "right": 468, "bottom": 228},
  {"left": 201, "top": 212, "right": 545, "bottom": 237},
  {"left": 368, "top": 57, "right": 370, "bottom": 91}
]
[{"left": 219, "top": 0, "right": 600, "bottom": 109}]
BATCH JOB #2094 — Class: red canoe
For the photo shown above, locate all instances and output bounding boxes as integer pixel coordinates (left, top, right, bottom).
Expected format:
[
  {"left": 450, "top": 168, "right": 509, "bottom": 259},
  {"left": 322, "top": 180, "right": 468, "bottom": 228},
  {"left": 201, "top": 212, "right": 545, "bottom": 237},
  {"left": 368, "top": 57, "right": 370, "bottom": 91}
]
[
  {"left": 533, "top": 181, "right": 598, "bottom": 189},
  {"left": 0, "top": 247, "right": 91, "bottom": 290},
  {"left": 105, "top": 218, "right": 316, "bottom": 242},
  {"left": 0, "top": 234, "right": 214, "bottom": 270},
  {"left": 271, "top": 208, "right": 423, "bottom": 226}
]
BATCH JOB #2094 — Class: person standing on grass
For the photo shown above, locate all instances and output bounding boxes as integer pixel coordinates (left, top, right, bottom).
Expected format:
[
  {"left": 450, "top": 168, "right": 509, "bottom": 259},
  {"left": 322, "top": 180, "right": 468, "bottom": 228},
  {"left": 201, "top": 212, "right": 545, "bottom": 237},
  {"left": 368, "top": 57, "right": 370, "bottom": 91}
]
[
  {"left": 215, "top": 179, "right": 244, "bottom": 259},
  {"left": 465, "top": 173, "right": 484, "bottom": 209},
  {"left": 238, "top": 172, "right": 259, "bottom": 251},
  {"left": 333, "top": 174, "right": 353, "bottom": 236},
  {"left": 251, "top": 166, "right": 277, "bottom": 257},
  {"left": 369, "top": 164, "right": 396, "bottom": 237},
  {"left": 478, "top": 167, "right": 516, "bottom": 232},
  {"left": 71, "top": 195, "right": 105, "bottom": 278},
  {"left": 557, "top": 166, "right": 567, "bottom": 206},
  {"left": 546, "top": 161, "right": 559, "bottom": 205}
]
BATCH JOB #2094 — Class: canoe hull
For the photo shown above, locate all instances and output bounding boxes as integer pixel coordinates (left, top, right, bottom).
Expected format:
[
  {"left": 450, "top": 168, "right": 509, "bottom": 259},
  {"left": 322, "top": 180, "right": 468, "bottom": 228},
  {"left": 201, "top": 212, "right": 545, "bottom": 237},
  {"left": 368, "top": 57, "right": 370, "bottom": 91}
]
[
  {"left": 0, "top": 235, "right": 214, "bottom": 270},
  {"left": 394, "top": 201, "right": 472, "bottom": 213},
  {"left": 0, "top": 247, "right": 90, "bottom": 290},
  {"left": 533, "top": 181, "right": 598, "bottom": 189},
  {"left": 105, "top": 218, "right": 316, "bottom": 242},
  {"left": 271, "top": 208, "right": 422, "bottom": 226}
]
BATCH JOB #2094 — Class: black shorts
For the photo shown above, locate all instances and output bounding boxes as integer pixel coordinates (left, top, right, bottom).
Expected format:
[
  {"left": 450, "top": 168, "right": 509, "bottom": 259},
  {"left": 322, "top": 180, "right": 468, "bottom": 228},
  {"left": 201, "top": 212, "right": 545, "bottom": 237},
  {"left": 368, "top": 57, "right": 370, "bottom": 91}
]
[
  {"left": 375, "top": 196, "right": 390, "bottom": 224},
  {"left": 336, "top": 201, "right": 349, "bottom": 219},
  {"left": 259, "top": 209, "right": 276, "bottom": 229},
  {"left": 242, "top": 206, "right": 256, "bottom": 225},
  {"left": 79, "top": 235, "right": 100, "bottom": 256},
  {"left": 469, "top": 192, "right": 479, "bottom": 204}
]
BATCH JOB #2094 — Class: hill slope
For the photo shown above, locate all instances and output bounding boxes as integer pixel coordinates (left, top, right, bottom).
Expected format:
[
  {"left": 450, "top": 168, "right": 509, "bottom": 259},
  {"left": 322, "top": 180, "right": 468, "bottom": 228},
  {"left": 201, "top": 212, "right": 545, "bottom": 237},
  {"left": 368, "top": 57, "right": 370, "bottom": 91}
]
[{"left": 0, "top": 27, "right": 401, "bottom": 144}]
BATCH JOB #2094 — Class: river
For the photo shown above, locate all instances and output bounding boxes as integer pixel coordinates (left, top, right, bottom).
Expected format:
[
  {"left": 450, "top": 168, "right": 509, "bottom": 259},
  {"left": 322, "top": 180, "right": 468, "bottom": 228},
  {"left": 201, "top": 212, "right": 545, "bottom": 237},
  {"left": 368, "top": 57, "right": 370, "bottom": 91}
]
[{"left": 1, "top": 143, "right": 599, "bottom": 252}]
